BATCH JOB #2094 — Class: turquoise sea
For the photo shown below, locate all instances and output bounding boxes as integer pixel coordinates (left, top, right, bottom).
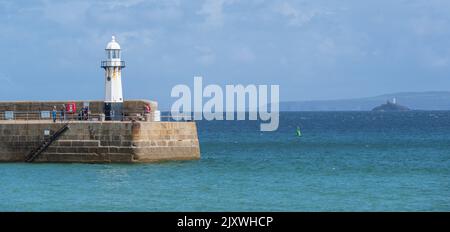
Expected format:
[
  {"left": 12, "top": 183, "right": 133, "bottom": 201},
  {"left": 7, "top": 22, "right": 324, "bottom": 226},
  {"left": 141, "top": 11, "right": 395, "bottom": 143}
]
[{"left": 0, "top": 112, "right": 449, "bottom": 211}]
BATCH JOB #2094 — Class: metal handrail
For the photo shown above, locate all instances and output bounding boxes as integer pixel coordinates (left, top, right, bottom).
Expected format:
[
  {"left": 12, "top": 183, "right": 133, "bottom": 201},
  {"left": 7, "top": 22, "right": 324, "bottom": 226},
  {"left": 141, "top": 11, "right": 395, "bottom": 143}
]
[{"left": 0, "top": 111, "right": 193, "bottom": 122}]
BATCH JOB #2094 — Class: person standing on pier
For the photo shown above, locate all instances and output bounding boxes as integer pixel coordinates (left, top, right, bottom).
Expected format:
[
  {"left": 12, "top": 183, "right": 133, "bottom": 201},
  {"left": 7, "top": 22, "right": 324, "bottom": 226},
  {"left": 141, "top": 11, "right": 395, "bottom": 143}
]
[
  {"left": 60, "top": 104, "right": 65, "bottom": 122},
  {"left": 144, "top": 104, "right": 151, "bottom": 121},
  {"left": 52, "top": 106, "right": 57, "bottom": 123},
  {"left": 144, "top": 104, "right": 151, "bottom": 115}
]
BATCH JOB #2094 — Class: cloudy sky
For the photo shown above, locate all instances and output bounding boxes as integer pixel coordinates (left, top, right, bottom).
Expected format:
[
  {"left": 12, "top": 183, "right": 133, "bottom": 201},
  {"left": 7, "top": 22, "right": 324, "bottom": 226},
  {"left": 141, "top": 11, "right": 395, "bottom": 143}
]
[{"left": 1, "top": 0, "right": 450, "bottom": 108}]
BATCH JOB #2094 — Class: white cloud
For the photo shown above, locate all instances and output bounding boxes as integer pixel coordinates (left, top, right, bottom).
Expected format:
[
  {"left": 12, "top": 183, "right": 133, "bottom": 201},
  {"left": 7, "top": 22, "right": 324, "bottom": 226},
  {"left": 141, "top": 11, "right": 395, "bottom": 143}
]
[
  {"left": 411, "top": 16, "right": 450, "bottom": 37},
  {"left": 195, "top": 46, "right": 216, "bottom": 65},
  {"left": 430, "top": 57, "right": 449, "bottom": 67},
  {"left": 232, "top": 47, "right": 255, "bottom": 63},
  {"left": 274, "top": 2, "right": 330, "bottom": 27},
  {"left": 41, "top": 0, "right": 91, "bottom": 26},
  {"left": 197, "top": 0, "right": 235, "bottom": 27},
  {"left": 107, "top": 0, "right": 146, "bottom": 9},
  {"left": 116, "top": 30, "right": 156, "bottom": 47},
  {"left": 0, "top": 73, "right": 14, "bottom": 87},
  {"left": 318, "top": 38, "right": 336, "bottom": 55}
]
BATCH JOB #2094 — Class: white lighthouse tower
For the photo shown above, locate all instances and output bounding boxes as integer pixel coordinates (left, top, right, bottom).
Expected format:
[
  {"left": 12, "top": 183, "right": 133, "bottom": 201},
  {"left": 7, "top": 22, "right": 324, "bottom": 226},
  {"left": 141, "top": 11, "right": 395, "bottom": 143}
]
[{"left": 101, "top": 36, "right": 125, "bottom": 120}]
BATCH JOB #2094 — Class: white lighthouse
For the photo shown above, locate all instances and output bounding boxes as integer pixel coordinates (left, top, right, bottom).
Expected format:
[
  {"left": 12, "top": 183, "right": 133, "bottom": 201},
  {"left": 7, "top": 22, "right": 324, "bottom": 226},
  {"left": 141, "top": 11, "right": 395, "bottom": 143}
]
[{"left": 101, "top": 36, "right": 125, "bottom": 120}]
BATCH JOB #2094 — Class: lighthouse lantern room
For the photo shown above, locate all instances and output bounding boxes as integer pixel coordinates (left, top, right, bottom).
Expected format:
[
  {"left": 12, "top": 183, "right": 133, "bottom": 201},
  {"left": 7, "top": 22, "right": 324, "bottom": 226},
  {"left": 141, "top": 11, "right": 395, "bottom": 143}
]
[{"left": 101, "top": 36, "right": 126, "bottom": 121}]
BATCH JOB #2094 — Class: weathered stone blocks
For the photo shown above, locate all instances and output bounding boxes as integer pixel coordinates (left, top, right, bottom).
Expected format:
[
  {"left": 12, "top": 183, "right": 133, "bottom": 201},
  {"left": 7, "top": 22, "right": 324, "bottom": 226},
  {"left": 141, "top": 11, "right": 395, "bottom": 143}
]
[{"left": 0, "top": 121, "right": 200, "bottom": 163}]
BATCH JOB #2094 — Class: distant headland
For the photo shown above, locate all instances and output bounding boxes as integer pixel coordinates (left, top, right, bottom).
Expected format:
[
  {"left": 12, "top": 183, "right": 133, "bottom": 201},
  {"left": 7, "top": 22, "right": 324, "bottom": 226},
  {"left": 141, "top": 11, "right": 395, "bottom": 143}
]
[{"left": 277, "top": 91, "right": 450, "bottom": 111}]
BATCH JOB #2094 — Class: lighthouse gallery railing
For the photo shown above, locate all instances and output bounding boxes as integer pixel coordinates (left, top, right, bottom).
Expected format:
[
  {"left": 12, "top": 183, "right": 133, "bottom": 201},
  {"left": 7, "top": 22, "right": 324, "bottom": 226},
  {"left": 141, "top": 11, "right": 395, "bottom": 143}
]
[{"left": 101, "top": 61, "right": 126, "bottom": 68}]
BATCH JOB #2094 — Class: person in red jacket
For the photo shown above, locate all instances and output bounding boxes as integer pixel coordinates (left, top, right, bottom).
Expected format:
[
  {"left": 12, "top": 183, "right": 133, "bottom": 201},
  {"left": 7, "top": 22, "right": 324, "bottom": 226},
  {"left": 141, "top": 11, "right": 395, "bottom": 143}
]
[
  {"left": 144, "top": 104, "right": 151, "bottom": 115},
  {"left": 143, "top": 104, "right": 151, "bottom": 121}
]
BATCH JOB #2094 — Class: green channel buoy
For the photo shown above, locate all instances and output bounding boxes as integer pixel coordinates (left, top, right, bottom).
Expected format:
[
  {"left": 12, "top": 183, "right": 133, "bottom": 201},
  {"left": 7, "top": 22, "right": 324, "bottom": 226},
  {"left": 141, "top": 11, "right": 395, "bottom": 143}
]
[{"left": 296, "top": 127, "right": 302, "bottom": 137}]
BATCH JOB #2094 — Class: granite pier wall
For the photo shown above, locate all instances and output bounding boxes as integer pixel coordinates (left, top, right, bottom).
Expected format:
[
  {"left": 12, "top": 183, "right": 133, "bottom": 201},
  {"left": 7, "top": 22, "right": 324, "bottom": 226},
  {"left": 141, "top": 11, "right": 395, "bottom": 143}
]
[{"left": 0, "top": 121, "right": 200, "bottom": 163}]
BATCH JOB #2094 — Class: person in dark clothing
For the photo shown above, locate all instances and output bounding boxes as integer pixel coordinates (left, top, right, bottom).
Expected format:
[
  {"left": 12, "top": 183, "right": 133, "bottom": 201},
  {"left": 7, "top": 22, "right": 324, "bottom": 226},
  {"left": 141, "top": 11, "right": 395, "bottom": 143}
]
[
  {"left": 83, "top": 107, "right": 89, "bottom": 120},
  {"left": 60, "top": 104, "right": 65, "bottom": 122},
  {"left": 81, "top": 107, "right": 86, "bottom": 120}
]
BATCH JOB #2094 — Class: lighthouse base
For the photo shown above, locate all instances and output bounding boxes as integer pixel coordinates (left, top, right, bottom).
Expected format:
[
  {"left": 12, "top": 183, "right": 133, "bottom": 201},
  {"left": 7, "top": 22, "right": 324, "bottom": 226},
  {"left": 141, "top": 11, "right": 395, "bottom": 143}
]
[{"left": 104, "top": 102, "right": 123, "bottom": 121}]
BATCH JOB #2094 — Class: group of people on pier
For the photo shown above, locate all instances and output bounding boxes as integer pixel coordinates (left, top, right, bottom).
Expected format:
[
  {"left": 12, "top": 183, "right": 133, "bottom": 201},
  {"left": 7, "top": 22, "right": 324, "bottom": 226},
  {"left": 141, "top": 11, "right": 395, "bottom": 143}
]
[
  {"left": 52, "top": 104, "right": 90, "bottom": 122},
  {"left": 50, "top": 103, "right": 151, "bottom": 122}
]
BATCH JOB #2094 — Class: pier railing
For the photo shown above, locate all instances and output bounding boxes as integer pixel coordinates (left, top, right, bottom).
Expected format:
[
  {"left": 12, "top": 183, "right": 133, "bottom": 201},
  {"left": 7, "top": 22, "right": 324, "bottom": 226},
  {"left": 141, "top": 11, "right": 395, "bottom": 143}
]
[{"left": 0, "top": 111, "right": 193, "bottom": 122}]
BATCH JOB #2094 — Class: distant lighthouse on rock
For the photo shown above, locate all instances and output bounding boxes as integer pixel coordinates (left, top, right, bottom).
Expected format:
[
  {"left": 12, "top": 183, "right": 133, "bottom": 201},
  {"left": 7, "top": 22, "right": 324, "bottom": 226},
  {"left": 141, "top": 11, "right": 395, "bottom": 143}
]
[{"left": 101, "top": 36, "right": 126, "bottom": 120}]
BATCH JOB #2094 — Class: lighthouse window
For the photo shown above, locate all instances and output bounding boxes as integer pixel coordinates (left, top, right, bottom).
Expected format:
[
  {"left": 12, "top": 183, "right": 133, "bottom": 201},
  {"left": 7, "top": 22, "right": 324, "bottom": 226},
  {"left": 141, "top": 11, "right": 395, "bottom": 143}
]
[{"left": 112, "top": 50, "right": 120, "bottom": 59}]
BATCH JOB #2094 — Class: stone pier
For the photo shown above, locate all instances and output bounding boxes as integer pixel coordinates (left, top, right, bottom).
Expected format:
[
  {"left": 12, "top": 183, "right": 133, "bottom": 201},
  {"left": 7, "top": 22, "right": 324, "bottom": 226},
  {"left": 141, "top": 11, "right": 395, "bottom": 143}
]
[
  {"left": 0, "top": 120, "right": 200, "bottom": 163},
  {"left": 0, "top": 99, "right": 200, "bottom": 163}
]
